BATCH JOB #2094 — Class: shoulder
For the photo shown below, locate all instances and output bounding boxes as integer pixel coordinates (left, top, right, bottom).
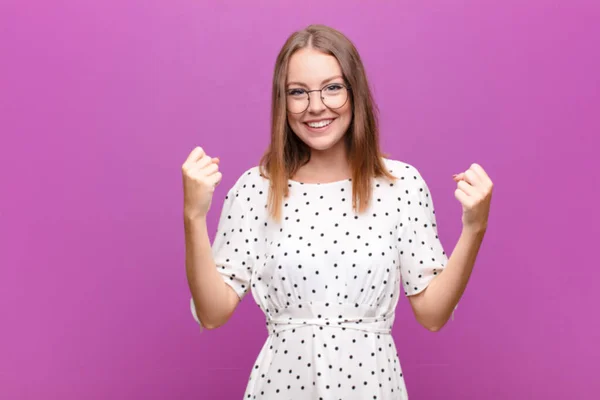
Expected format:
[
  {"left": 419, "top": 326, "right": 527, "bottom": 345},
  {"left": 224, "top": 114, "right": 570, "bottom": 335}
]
[
  {"left": 380, "top": 157, "right": 435, "bottom": 203},
  {"left": 222, "top": 166, "right": 270, "bottom": 213},
  {"left": 381, "top": 158, "right": 426, "bottom": 184},
  {"left": 227, "top": 166, "right": 269, "bottom": 193}
]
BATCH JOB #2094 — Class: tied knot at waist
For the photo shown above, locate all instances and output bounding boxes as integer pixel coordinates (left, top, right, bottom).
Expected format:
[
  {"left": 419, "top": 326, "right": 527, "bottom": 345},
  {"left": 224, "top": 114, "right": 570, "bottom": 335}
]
[{"left": 266, "top": 302, "right": 394, "bottom": 335}]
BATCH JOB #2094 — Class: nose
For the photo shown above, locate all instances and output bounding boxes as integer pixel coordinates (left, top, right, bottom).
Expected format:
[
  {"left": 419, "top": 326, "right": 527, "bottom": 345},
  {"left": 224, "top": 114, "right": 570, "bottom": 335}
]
[{"left": 307, "top": 91, "right": 326, "bottom": 114}]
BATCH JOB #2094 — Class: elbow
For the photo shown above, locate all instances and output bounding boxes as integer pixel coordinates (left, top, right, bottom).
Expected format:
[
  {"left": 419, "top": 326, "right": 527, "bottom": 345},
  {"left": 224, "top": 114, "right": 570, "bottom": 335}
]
[
  {"left": 200, "top": 320, "right": 221, "bottom": 330},
  {"left": 192, "top": 302, "right": 227, "bottom": 330},
  {"left": 417, "top": 316, "right": 445, "bottom": 332},
  {"left": 198, "top": 312, "right": 233, "bottom": 331},
  {"left": 427, "top": 316, "right": 452, "bottom": 332},
  {"left": 414, "top": 307, "right": 451, "bottom": 332},
  {"left": 196, "top": 311, "right": 227, "bottom": 330},
  {"left": 190, "top": 288, "right": 237, "bottom": 330}
]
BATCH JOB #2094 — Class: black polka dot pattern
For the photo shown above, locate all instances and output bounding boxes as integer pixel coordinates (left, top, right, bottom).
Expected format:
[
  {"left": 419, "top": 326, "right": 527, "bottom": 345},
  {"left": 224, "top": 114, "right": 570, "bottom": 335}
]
[{"left": 190, "top": 158, "right": 450, "bottom": 399}]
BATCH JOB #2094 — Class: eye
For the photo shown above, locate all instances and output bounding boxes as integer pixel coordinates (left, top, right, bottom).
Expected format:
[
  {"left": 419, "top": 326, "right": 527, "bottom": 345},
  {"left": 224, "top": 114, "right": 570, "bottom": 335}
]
[
  {"left": 323, "top": 84, "right": 343, "bottom": 92},
  {"left": 287, "top": 88, "right": 306, "bottom": 97}
]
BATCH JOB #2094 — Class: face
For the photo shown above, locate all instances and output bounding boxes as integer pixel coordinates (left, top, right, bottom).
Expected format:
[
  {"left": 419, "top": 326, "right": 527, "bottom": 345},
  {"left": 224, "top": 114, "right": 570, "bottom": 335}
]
[{"left": 285, "top": 47, "right": 352, "bottom": 154}]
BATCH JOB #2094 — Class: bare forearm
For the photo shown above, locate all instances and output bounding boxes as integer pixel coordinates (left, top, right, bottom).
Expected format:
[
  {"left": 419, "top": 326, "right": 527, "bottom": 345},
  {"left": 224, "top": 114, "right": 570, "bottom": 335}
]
[
  {"left": 184, "top": 214, "right": 232, "bottom": 328},
  {"left": 418, "top": 227, "right": 485, "bottom": 330}
]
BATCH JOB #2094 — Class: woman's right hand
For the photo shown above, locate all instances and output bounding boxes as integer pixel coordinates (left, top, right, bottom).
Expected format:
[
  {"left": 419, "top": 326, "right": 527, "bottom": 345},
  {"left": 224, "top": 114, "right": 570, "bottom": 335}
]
[{"left": 182, "top": 147, "right": 222, "bottom": 220}]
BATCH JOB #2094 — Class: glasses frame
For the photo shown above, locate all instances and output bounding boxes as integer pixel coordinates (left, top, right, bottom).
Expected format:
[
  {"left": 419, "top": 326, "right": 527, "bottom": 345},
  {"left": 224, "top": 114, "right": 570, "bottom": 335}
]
[{"left": 286, "top": 82, "right": 352, "bottom": 114}]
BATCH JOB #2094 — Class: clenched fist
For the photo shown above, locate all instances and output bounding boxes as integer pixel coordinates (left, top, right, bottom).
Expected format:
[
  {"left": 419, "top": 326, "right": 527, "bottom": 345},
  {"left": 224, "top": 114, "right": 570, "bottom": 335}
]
[{"left": 182, "top": 147, "right": 223, "bottom": 219}]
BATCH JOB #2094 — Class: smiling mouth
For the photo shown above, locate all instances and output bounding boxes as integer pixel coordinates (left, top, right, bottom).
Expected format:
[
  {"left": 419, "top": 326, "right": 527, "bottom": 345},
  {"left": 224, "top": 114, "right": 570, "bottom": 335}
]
[{"left": 305, "top": 119, "right": 334, "bottom": 129}]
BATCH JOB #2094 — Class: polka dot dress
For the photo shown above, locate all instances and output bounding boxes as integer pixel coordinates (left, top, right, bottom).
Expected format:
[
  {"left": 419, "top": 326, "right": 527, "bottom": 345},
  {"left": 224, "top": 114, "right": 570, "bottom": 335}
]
[{"left": 191, "top": 158, "right": 450, "bottom": 399}]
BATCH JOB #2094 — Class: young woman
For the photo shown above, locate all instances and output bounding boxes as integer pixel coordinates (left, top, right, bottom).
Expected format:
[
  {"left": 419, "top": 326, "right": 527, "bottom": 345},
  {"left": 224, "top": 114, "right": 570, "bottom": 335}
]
[{"left": 183, "top": 24, "right": 493, "bottom": 399}]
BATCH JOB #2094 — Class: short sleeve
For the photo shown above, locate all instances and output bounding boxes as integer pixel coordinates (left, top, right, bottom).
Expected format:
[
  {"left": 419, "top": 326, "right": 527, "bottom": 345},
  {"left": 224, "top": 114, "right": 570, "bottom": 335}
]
[
  {"left": 398, "top": 171, "right": 449, "bottom": 297},
  {"left": 212, "top": 187, "right": 259, "bottom": 298},
  {"left": 190, "top": 185, "right": 259, "bottom": 325}
]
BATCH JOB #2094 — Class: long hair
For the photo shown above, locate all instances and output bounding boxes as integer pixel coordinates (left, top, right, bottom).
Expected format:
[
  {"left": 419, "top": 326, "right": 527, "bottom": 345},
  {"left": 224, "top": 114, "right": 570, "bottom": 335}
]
[{"left": 259, "top": 24, "right": 396, "bottom": 222}]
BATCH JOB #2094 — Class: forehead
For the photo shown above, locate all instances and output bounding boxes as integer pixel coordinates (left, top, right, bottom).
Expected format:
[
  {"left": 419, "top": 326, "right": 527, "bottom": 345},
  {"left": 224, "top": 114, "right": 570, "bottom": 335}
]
[{"left": 287, "top": 48, "right": 343, "bottom": 85}]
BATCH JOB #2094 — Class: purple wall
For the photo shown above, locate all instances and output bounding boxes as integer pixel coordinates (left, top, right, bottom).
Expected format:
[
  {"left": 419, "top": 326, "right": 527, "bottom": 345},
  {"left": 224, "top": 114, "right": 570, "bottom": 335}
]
[{"left": 1, "top": 1, "right": 598, "bottom": 399}]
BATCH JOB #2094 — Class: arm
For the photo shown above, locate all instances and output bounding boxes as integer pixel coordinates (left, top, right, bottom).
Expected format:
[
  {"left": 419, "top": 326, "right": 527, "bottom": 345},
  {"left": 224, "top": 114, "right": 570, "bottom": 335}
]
[
  {"left": 407, "top": 163, "right": 492, "bottom": 331},
  {"left": 408, "top": 226, "right": 485, "bottom": 331},
  {"left": 185, "top": 214, "right": 240, "bottom": 329}
]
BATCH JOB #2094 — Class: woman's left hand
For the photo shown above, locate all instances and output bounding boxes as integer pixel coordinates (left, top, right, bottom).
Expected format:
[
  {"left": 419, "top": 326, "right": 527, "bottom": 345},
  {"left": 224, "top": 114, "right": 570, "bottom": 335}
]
[{"left": 453, "top": 163, "right": 494, "bottom": 233}]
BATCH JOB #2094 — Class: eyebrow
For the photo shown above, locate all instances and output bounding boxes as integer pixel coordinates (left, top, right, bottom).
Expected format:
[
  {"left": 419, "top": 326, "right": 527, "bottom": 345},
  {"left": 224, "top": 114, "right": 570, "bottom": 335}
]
[{"left": 286, "top": 75, "right": 344, "bottom": 88}]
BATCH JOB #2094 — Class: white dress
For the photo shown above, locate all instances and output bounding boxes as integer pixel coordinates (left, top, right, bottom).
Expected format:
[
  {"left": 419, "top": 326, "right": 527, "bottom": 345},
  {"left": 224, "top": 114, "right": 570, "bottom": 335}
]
[{"left": 191, "top": 158, "right": 452, "bottom": 399}]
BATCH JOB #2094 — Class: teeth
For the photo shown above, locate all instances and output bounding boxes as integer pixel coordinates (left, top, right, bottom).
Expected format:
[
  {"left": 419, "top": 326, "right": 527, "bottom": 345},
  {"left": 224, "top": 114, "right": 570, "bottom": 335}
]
[{"left": 307, "top": 119, "right": 333, "bottom": 128}]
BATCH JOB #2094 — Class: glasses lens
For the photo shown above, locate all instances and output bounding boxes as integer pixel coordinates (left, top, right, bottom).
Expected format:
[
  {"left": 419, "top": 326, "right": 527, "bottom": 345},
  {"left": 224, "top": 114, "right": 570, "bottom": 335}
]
[
  {"left": 286, "top": 90, "right": 309, "bottom": 113},
  {"left": 322, "top": 85, "right": 348, "bottom": 109}
]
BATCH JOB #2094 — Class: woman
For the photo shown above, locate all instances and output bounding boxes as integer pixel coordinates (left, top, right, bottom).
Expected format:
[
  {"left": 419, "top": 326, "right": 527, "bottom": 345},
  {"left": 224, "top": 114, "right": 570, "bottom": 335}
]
[{"left": 183, "top": 24, "right": 493, "bottom": 399}]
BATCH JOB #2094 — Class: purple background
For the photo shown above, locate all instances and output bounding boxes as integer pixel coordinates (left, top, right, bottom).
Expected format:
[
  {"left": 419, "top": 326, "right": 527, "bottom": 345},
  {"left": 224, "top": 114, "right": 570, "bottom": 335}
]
[{"left": 1, "top": 1, "right": 599, "bottom": 399}]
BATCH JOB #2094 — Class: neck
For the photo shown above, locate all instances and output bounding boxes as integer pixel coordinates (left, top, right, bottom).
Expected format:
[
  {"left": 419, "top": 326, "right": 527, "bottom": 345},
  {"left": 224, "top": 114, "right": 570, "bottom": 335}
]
[{"left": 296, "top": 141, "right": 351, "bottom": 182}]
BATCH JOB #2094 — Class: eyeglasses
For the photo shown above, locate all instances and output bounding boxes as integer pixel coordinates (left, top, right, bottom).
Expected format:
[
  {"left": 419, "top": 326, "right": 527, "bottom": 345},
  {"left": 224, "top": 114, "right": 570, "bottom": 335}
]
[{"left": 286, "top": 83, "right": 351, "bottom": 114}]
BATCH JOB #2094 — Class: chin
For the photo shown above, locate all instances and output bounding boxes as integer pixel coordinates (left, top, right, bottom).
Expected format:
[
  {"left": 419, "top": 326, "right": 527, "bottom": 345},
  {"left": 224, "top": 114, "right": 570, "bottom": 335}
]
[{"left": 300, "top": 133, "right": 345, "bottom": 152}]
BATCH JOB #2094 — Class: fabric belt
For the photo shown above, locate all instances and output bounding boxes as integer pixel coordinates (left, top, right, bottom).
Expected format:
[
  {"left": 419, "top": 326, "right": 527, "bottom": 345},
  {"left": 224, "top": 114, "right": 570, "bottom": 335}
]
[{"left": 266, "top": 302, "right": 393, "bottom": 335}]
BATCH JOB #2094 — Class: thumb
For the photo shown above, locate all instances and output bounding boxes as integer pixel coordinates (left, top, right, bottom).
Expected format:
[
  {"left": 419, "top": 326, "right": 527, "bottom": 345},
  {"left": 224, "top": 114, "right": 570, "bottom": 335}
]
[{"left": 453, "top": 172, "right": 465, "bottom": 182}]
